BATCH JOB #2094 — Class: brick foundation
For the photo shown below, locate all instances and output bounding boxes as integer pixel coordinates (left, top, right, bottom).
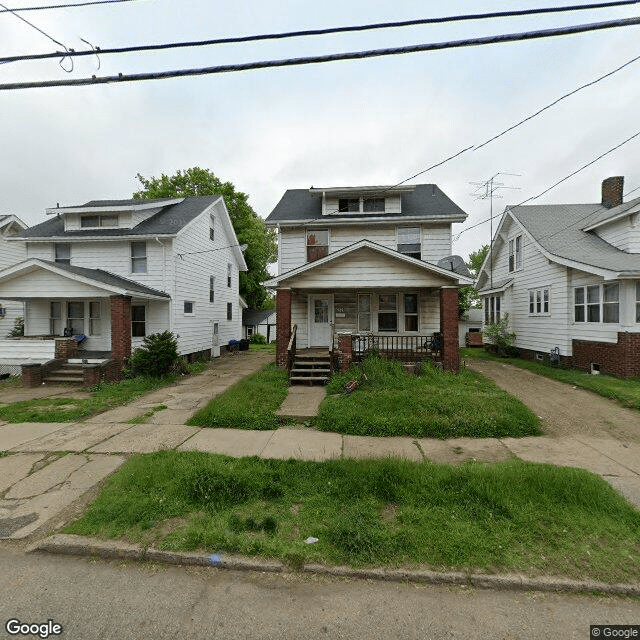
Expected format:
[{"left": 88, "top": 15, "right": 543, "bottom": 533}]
[
  {"left": 440, "top": 288, "right": 460, "bottom": 372},
  {"left": 572, "top": 333, "right": 640, "bottom": 378},
  {"left": 515, "top": 347, "right": 573, "bottom": 367},
  {"left": 21, "top": 363, "right": 43, "bottom": 387},
  {"left": 276, "top": 289, "right": 292, "bottom": 368},
  {"left": 110, "top": 295, "right": 132, "bottom": 369}
]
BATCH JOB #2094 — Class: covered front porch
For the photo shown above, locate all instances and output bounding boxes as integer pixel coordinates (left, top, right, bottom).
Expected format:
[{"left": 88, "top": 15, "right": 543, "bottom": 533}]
[
  {"left": 0, "top": 259, "right": 171, "bottom": 384},
  {"left": 266, "top": 241, "right": 472, "bottom": 374}
]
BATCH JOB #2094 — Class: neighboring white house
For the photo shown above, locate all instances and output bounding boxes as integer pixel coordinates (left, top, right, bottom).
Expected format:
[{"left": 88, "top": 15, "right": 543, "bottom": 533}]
[
  {"left": 264, "top": 184, "right": 473, "bottom": 372},
  {"left": 0, "top": 215, "right": 28, "bottom": 332},
  {"left": 0, "top": 197, "right": 247, "bottom": 369},
  {"left": 476, "top": 176, "right": 640, "bottom": 377},
  {"left": 459, "top": 308, "right": 483, "bottom": 347},
  {"left": 242, "top": 308, "right": 277, "bottom": 342}
]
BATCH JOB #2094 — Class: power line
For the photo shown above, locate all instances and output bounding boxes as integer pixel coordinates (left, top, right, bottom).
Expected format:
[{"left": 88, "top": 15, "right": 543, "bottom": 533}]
[
  {"left": 453, "top": 130, "right": 640, "bottom": 241},
  {"left": 322, "top": 47, "right": 640, "bottom": 215},
  {"left": 2, "top": 1, "right": 640, "bottom": 65},
  {"left": 0, "top": 0, "right": 73, "bottom": 70},
  {"left": 2, "top": 16, "right": 639, "bottom": 91},
  {"left": 0, "top": 0, "right": 138, "bottom": 13}
]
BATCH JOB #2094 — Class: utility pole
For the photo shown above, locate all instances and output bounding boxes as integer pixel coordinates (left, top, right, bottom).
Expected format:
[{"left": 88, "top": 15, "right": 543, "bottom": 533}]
[{"left": 469, "top": 173, "right": 520, "bottom": 290}]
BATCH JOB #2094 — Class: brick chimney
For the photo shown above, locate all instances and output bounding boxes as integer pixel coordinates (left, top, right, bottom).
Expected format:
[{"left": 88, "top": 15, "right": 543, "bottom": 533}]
[{"left": 602, "top": 176, "right": 624, "bottom": 209}]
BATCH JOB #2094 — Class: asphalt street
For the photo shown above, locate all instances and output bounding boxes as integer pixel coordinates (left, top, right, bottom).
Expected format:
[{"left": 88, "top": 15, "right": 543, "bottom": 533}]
[{"left": 0, "top": 547, "right": 638, "bottom": 640}]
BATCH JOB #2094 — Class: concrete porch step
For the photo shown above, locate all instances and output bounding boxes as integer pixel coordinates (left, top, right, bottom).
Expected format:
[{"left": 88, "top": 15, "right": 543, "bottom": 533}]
[
  {"left": 289, "top": 375, "right": 329, "bottom": 385},
  {"left": 291, "top": 368, "right": 331, "bottom": 376},
  {"left": 44, "top": 375, "right": 84, "bottom": 384}
]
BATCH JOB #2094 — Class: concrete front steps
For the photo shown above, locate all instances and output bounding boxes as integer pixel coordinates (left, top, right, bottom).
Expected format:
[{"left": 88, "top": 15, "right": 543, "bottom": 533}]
[
  {"left": 44, "top": 363, "right": 85, "bottom": 385},
  {"left": 289, "top": 350, "right": 331, "bottom": 385}
]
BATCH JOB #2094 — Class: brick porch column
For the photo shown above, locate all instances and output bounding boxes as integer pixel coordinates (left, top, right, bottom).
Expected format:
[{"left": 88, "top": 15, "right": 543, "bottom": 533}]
[
  {"left": 337, "top": 333, "right": 353, "bottom": 372},
  {"left": 276, "top": 288, "right": 292, "bottom": 368},
  {"left": 440, "top": 287, "right": 460, "bottom": 373},
  {"left": 110, "top": 295, "right": 132, "bottom": 369}
]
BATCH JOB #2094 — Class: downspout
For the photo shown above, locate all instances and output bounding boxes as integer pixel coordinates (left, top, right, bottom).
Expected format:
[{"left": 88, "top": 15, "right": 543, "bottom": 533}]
[{"left": 154, "top": 236, "right": 170, "bottom": 333}]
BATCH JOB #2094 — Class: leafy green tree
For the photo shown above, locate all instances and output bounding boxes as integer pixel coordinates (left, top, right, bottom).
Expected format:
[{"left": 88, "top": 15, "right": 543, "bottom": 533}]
[
  {"left": 458, "top": 244, "right": 490, "bottom": 318},
  {"left": 133, "top": 168, "right": 277, "bottom": 309}
]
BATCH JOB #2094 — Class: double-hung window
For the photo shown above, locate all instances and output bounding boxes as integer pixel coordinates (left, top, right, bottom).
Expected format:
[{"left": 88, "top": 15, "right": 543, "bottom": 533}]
[
  {"left": 397, "top": 227, "right": 421, "bottom": 260},
  {"left": 306, "top": 229, "right": 329, "bottom": 262},
  {"left": 378, "top": 294, "right": 397, "bottom": 332},
  {"left": 338, "top": 198, "right": 359, "bottom": 213},
  {"left": 485, "top": 296, "right": 501, "bottom": 324},
  {"left": 509, "top": 235, "right": 522, "bottom": 272},
  {"left": 227, "top": 302, "right": 233, "bottom": 321},
  {"left": 209, "top": 276, "right": 215, "bottom": 303},
  {"left": 89, "top": 301, "right": 101, "bottom": 335},
  {"left": 54, "top": 243, "right": 71, "bottom": 265},
  {"left": 131, "top": 242, "right": 147, "bottom": 273},
  {"left": 81, "top": 215, "right": 118, "bottom": 228},
  {"left": 227, "top": 263, "right": 232, "bottom": 288},
  {"left": 131, "top": 305, "right": 146, "bottom": 337},
  {"left": 528, "top": 287, "right": 550, "bottom": 315},
  {"left": 404, "top": 294, "right": 418, "bottom": 331},
  {"left": 184, "top": 301, "right": 194, "bottom": 315},
  {"left": 574, "top": 284, "right": 619, "bottom": 323},
  {"left": 357, "top": 294, "right": 371, "bottom": 331}
]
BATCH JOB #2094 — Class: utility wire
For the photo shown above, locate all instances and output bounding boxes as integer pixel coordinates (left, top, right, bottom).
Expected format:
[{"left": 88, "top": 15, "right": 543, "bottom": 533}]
[
  {"left": 0, "top": 0, "right": 137, "bottom": 12},
  {"left": 2, "top": 16, "right": 640, "bottom": 91},
  {"left": 2, "top": 0, "right": 640, "bottom": 64},
  {"left": 322, "top": 48, "right": 640, "bottom": 214},
  {"left": 0, "top": 0, "right": 73, "bottom": 70},
  {"left": 454, "top": 130, "right": 640, "bottom": 240}
]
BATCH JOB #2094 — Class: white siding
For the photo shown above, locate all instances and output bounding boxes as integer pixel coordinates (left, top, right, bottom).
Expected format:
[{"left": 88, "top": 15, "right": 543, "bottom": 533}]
[
  {"left": 594, "top": 215, "right": 640, "bottom": 254},
  {"left": 280, "top": 223, "right": 453, "bottom": 273},
  {"left": 172, "top": 200, "right": 244, "bottom": 355},
  {"left": 284, "top": 248, "right": 452, "bottom": 290},
  {"left": 483, "top": 220, "right": 572, "bottom": 355},
  {"left": 1, "top": 226, "right": 27, "bottom": 338}
]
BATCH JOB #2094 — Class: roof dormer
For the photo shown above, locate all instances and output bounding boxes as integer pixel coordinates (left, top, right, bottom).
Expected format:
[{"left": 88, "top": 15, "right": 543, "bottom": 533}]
[
  {"left": 308, "top": 185, "right": 415, "bottom": 217},
  {"left": 45, "top": 198, "right": 184, "bottom": 232}
]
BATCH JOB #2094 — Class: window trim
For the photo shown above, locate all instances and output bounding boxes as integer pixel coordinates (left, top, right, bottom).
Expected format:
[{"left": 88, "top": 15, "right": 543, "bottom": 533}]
[
  {"left": 130, "top": 241, "right": 147, "bottom": 274},
  {"left": 397, "top": 227, "right": 421, "bottom": 260},
  {"left": 574, "top": 283, "right": 619, "bottom": 324},
  {"left": 528, "top": 287, "right": 550, "bottom": 316},
  {"left": 509, "top": 234, "right": 523, "bottom": 272},
  {"left": 306, "top": 228, "right": 330, "bottom": 263},
  {"left": 131, "top": 304, "right": 146, "bottom": 337}
]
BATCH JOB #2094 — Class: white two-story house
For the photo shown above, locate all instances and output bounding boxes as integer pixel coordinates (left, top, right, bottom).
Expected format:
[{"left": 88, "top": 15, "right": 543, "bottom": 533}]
[
  {"left": 0, "top": 197, "right": 247, "bottom": 380},
  {"left": 264, "top": 184, "right": 473, "bottom": 374},
  {"left": 477, "top": 176, "right": 640, "bottom": 377}
]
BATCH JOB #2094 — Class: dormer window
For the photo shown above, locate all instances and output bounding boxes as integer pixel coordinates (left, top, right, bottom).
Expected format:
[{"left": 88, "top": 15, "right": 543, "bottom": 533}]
[
  {"left": 363, "top": 197, "right": 385, "bottom": 213},
  {"left": 80, "top": 214, "right": 118, "bottom": 228},
  {"left": 337, "top": 197, "right": 386, "bottom": 214},
  {"left": 338, "top": 198, "right": 359, "bottom": 213}
]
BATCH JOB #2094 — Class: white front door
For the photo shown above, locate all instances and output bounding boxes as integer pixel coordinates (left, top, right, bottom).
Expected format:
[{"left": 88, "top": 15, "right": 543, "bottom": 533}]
[{"left": 309, "top": 295, "right": 332, "bottom": 347}]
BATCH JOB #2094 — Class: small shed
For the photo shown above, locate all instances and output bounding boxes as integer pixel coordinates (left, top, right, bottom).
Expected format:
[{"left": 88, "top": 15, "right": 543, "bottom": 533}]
[
  {"left": 459, "top": 308, "right": 483, "bottom": 347},
  {"left": 243, "top": 309, "right": 277, "bottom": 343}
]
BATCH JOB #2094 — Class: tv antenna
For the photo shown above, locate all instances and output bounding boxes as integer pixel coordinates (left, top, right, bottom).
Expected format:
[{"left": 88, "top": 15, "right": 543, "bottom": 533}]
[{"left": 469, "top": 172, "right": 520, "bottom": 290}]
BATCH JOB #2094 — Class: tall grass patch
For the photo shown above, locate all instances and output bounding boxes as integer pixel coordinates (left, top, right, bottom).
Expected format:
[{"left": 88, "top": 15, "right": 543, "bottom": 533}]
[
  {"left": 315, "top": 356, "right": 540, "bottom": 438},
  {"left": 64, "top": 452, "right": 640, "bottom": 582},
  {"left": 186, "top": 364, "right": 289, "bottom": 430}
]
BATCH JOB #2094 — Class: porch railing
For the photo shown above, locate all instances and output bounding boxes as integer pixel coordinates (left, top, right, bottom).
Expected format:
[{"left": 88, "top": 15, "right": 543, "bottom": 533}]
[
  {"left": 350, "top": 333, "right": 441, "bottom": 363},
  {"left": 287, "top": 324, "right": 297, "bottom": 372}
]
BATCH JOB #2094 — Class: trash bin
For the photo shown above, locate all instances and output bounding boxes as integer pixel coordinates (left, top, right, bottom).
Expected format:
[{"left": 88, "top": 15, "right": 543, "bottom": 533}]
[{"left": 239, "top": 338, "right": 250, "bottom": 351}]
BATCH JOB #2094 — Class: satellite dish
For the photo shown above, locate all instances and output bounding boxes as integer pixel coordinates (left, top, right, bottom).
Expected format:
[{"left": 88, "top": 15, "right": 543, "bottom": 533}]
[{"left": 437, "top": 255, "right": 471, "bottom": 277}]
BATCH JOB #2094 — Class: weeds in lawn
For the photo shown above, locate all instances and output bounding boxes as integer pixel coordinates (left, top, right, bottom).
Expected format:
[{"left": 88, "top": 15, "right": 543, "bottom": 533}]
[
  {"left": 186, "top": 364, "right": 289, "bottom": 430},
  {"left": 315, "top": 356, "right": 540, "bottom": 439},
  {"left": 63, "top": 452, "right": 640, "bottom": 582}
]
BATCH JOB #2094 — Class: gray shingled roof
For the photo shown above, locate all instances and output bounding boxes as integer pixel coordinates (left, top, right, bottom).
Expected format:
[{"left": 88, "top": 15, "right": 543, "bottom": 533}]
[
  {"left": 509, "top": 203, "right": 640, "bottom": 274},
  {"left": 243, "top": 309, "right": 276, "bottom": 326},
  {"left": 28, "top": 260, "right": 170, "bottom": 298},
  {"left": 265, "top": 184, "right": 467, "bottom": 224},
  {"left": 20, "top": 196, "right": 220, "bottom": 239},
  {"left": 477, "top": 277, "right": 513, "bottom": 294},
  {"left": 579, "top": 195, "right": 640, "bottom": 230},
  {"left": 62, "top": 198, "right": 178, "bottom": 208}
]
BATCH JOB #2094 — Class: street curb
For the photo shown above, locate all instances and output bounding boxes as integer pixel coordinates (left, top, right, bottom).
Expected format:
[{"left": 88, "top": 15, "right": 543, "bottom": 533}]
[{"left": 29, "top": 535, "right": 640, "bottom": 597}]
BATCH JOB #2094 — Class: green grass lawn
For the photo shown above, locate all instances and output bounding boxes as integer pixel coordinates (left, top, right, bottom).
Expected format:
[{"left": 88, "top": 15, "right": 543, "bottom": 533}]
[
  {"left": 249, "top": 342, "right": 276, "bottom": 352},
  {"left": 63, "top": 451, "right": 640, "bottom": 583},
  {"left": 186, "top": 364, "right": 290, "bottom": 430},
  {"left": 0, "top": 363, "right": 205, "bottom": 423},
  {"left": 461, "top": 347, "right": 640, "bottom": 411},
  {"left": 314, "top": 356, "right": 540, "bottom": 439}
]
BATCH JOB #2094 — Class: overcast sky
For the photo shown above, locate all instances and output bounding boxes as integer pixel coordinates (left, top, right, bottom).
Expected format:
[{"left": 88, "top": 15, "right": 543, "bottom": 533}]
[{"left": 1, "top": 0, "right": 639, "bottom": 261}]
